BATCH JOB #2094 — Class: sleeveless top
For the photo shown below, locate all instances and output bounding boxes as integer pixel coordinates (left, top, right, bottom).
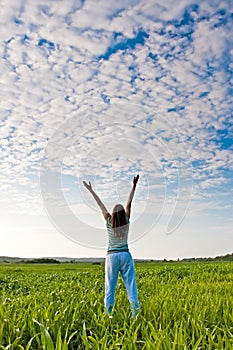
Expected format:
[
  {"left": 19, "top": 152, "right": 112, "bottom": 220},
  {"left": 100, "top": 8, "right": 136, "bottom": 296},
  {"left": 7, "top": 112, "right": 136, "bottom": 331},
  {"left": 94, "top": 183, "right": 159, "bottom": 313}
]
[{"left": 106, "top": 215, "right": 129, "bottom": 252}]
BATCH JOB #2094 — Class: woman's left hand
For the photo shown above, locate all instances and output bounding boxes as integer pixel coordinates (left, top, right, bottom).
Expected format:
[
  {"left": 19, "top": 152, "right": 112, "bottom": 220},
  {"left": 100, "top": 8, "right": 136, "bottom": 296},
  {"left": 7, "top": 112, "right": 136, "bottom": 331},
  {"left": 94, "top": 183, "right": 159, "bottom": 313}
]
[{"left": 83, "top": 181, "right": 93, "bottom": 192}]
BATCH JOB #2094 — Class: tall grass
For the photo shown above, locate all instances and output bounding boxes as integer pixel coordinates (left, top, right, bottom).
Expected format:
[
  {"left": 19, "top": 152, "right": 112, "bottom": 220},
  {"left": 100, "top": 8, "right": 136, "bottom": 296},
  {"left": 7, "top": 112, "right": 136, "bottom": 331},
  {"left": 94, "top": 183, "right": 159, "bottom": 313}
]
[{"left": 0, "top": 262, "right": 232, "bottom": 349}]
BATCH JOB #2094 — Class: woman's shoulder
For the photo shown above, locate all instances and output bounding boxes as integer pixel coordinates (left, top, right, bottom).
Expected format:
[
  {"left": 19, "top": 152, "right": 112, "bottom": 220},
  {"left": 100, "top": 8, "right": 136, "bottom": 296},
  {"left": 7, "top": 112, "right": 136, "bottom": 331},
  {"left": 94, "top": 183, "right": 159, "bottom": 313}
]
[{"left": 106, "top": 215, "right": 111, "bottom": 225}]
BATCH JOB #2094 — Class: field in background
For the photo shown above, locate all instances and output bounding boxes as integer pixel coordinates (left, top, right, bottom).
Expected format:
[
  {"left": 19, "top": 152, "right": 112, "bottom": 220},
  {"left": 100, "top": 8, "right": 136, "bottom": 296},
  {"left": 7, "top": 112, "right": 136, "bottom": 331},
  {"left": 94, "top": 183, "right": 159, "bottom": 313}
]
[{"left": 0, "top": 261, "right": 233, "bottom": 349}]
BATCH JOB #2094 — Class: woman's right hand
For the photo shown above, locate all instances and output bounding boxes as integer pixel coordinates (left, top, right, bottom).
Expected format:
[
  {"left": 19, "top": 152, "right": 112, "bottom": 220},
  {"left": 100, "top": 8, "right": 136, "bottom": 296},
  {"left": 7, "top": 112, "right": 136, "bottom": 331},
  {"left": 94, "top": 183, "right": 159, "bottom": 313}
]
[{"left": 133, "top": 174, "right": 139, "bottom": 187}]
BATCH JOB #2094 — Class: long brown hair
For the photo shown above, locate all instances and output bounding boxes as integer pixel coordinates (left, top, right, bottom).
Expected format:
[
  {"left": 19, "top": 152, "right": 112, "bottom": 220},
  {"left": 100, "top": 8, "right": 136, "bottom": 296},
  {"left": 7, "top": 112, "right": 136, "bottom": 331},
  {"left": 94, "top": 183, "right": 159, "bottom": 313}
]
[{"left": 110, "top": 204, "right": 128, "bottom": 238}]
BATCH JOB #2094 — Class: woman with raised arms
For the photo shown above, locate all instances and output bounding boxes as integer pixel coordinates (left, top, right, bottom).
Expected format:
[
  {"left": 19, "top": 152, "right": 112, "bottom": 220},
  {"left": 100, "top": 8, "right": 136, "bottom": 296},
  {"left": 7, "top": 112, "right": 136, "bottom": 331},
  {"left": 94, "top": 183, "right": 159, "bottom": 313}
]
[{"left": 83, "top": 175, "right": 140, "bottom": 319}]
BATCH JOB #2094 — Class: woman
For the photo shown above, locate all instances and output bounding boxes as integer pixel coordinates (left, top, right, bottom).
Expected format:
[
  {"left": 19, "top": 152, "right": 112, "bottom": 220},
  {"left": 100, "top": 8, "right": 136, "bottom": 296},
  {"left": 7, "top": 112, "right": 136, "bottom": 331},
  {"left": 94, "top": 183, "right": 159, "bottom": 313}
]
[{"left": 83, "top": 175, "right": 140, "bottom": 318}]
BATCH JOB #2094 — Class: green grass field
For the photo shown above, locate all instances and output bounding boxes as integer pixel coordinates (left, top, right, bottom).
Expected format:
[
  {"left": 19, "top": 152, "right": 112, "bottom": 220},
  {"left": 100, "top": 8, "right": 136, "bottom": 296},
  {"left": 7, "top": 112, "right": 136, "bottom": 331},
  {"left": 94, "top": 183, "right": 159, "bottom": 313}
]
[{"left": 0, "top": 261, "right": 232, "bottom": 349}]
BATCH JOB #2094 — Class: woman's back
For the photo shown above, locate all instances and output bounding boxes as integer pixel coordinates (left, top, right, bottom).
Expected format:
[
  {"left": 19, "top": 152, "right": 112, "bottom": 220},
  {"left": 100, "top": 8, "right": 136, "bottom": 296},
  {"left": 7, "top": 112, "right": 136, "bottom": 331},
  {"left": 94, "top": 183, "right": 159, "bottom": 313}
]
[{"left": 106, "top": 214, "right": 129, "bottom": 252}]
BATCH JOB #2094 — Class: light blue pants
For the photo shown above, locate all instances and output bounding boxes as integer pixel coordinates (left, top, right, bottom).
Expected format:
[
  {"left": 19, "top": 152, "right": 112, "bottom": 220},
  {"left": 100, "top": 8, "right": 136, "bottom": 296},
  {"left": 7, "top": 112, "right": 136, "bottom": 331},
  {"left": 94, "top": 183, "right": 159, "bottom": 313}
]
[{"left": 105, "top": 251, "right": 140, "bottom": 318}]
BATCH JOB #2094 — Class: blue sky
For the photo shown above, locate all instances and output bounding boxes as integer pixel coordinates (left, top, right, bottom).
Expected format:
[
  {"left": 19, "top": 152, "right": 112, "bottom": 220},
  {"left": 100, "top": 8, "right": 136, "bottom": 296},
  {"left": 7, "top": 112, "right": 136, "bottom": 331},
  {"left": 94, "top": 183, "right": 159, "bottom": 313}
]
[{"left": 0, "top": 0, "right": 233, "bottom": 259}]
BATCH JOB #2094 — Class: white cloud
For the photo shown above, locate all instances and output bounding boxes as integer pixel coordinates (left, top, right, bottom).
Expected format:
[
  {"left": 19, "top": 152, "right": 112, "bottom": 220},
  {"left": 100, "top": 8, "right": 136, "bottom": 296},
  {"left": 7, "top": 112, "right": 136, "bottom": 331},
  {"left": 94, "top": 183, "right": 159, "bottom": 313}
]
[{"left": 0, "top": 0, "right": 232, "bottom": 254}]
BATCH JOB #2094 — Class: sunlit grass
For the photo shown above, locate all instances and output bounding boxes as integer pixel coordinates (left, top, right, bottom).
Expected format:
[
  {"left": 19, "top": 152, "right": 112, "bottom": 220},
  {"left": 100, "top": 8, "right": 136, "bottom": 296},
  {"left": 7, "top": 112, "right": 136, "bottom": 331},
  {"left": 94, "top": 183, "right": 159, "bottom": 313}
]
[{"left": 0, "top": 262, "right": 232, "bottom": 349}]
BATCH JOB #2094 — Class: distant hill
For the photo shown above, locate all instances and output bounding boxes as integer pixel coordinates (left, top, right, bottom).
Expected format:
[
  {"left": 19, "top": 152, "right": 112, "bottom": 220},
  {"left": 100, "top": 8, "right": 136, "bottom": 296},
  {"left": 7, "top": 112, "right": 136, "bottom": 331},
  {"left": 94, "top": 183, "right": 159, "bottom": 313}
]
[
  {"left": 181, "top": 253, "right": 233, "bottom": 263},
  {"left": 0, "top": 256, "right": 25, "bottom": 263},
  {"left": 0, "top": 253, "right": 232, "bottom": 264},
  {"left": 0, "top": 256, "right": 105, "bottom": 264}
]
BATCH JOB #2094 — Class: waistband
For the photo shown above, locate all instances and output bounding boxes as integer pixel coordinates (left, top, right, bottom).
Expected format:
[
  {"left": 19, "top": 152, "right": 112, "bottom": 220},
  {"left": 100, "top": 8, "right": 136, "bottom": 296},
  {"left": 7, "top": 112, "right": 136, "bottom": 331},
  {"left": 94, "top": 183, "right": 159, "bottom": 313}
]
[{"left": 107, "top": 249, "right": 129, "bottom": 255}]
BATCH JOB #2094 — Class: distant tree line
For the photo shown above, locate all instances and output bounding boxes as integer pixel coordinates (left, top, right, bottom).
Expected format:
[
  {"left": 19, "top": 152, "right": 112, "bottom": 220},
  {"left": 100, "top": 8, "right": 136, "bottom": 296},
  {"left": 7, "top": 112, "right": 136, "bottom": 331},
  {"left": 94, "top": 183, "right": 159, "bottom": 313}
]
[
  {"left": 24, "top": 258, "right": 60, "bottom": 264},
  {"left": 145, "top": 253, "right": 233, "bottom": 263},
  {"left": 25, "top": 255, "right": 233, "bottom": 264},
  {"left": 181, "top": 253, "right": 233, "bottom": 262},
  {"left": 1, "top": 253, "right": 233, "bottom": 264}
]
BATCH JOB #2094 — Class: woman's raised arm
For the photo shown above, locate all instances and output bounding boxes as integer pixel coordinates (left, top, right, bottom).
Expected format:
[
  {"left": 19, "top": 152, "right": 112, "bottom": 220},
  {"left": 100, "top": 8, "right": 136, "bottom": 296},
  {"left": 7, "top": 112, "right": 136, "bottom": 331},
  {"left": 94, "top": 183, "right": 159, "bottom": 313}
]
[
  {"left": 83, "top": 181, "right": 110, "bottom": 220},
  {"left": 125, "top": 174, "right": 139, "bottom": 218}
]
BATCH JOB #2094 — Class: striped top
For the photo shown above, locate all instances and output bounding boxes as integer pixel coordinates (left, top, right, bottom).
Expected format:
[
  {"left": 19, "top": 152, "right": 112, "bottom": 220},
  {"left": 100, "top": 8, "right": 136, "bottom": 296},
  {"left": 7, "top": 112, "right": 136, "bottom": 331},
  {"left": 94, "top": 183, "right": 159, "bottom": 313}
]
[{"left": 106, "top": 215, "right": 129, "bottom": 251}]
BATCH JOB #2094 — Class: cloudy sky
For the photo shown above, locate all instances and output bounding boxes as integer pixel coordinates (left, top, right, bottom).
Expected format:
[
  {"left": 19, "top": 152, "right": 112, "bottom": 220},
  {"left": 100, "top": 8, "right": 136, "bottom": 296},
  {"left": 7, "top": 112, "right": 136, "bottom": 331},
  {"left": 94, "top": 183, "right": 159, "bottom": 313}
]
[{"left": 0, "top": 0, "right": 232, "bottom": 259}]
